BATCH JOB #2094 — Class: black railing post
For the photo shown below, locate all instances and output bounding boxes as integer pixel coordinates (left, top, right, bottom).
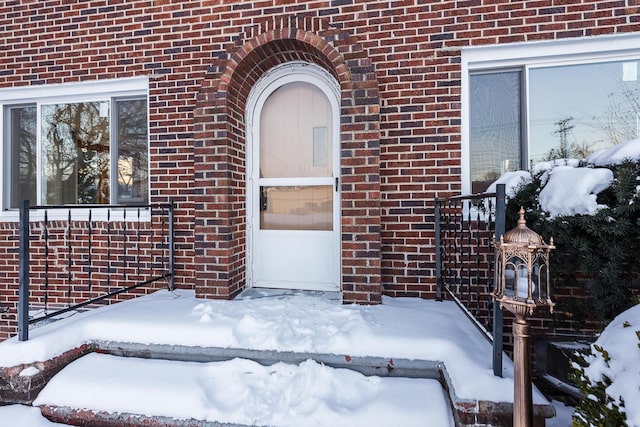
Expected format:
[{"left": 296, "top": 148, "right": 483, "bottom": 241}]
[
  {"left": 18, "top": 199, "right": 30, "bottom": 341},
  {"left": 168, "top": 200, "right": 175, "bottom": 291},
  {"left": 435, "top": 199, "right": 442, "bottom": 301},
  {"left": 493, "top": 183, "right": 506, "bottom": 377}
]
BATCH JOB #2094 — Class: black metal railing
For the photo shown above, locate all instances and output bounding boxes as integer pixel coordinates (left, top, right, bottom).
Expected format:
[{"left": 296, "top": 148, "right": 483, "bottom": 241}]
[
  {"left": 18, "top": 200, "right": 175, "bottom": 341},
  {"left": 435, "top": 184, "right": 505, "bottom": 376}
]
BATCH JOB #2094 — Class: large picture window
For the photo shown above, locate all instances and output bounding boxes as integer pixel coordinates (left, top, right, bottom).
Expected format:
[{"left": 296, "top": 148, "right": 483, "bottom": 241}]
[
  {"left": 463, "top": 35, "right": 640, "bottom": 194},
  {"left": 2, "top": 79, "right": 148, "bottom": 209}
]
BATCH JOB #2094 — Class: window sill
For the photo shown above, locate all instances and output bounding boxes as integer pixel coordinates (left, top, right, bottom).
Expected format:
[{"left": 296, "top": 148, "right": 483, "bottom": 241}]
[{"left": 0, "top": 207, "right": 152, "bottom": 223}]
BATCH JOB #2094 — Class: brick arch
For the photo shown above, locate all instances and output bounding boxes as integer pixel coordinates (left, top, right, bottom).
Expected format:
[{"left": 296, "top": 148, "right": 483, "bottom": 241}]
[{"left": 193, "top": 27, "right": 382, "bottom": 304}]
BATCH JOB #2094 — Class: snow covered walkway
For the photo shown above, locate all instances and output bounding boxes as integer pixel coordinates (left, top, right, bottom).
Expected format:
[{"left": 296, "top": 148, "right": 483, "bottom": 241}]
[
  {"left": 0, "top": 289, "right": 553, "bottom": 426},
  {"left": 32, "top": 352, "right": 454, "bottom": 426}
]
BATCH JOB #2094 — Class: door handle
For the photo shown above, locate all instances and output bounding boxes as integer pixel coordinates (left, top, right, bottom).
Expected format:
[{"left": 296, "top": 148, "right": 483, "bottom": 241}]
[
  {"left": 335, "top": 177, "right": 339, "bottom": 192},
  {"left": 260, "top": 187, "right": 268, "bottom": 211}
]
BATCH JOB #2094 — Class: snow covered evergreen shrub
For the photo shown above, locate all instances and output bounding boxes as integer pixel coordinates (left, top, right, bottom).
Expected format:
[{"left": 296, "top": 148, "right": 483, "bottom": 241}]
[
  {"left": 569, "top": 306, "right": 640, "bottom": 427},
  {"left": 570, "top": 341, "right": 628, "bottom": 426},
  {"left": 506, "top": 159, "right": 640, "bottom": 324}
]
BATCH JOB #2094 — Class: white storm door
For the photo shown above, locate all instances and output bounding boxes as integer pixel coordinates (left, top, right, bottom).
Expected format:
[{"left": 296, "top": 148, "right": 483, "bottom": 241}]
[{"left": 251, "top": 79, "right": 339, "bottom": 291}]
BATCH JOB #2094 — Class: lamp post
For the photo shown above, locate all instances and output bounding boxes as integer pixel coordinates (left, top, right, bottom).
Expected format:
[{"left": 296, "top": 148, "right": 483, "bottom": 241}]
[{"left": 493, "top": 207, "right": 555, "bottom": 427}]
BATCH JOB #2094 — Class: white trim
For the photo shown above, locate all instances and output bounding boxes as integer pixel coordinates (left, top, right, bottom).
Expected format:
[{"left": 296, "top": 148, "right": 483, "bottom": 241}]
[
  {"left": 245, "top": 62, "right": 341, "bottom": 290},
  {"left": 0, "top": 76, "right": 148, "bottom": 104},
  {"left": 258, "top": 177, "right": 335, "bottom": 187},
  {"left": 461, "top": 33, "right": 640, "bottom": 195},
  {"left": 463, "top": 33, "right": 640, "bottom": 70},
  {"left": 1, "top": 207, "right": 151, "bottom": 223}
]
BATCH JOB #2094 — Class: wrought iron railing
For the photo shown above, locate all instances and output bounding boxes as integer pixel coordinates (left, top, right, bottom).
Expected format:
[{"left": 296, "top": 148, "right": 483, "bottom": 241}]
[
  {"left": 435, "top": 184, "right": 506, "bottom": 376},
  {"left": 18, "top": 200, "right": 175, "bottom": 341}
]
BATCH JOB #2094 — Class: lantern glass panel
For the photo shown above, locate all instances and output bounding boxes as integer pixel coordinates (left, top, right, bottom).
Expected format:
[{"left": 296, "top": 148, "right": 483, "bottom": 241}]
[
  {"left": 505, "top": 262, "right": 516, "bottom": 296},
  {"left": 516, "top": 264, "right": 529, "bottom": 298},
  {"left": 534, "top": 257, "right": 548, "bottom": 300}
]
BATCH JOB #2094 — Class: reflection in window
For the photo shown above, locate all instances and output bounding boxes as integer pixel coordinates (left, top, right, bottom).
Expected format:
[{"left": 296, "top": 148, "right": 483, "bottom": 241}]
[
  {"left": 115, "top": 99, "right": 148, "bottom": 204},
  {"left": 469, "top": 59, "right": 640, "bottom": 193},
  {"left": 4, "top": 105, "right": 37, "bottom": 208},
  {"left": 260, "top": 185, "right": 332, "bottom": 231},
  {"left": 3, "top": 96, "right": 148, "bottom": 208},
  {"left": 41, "top": 102, "right": 110, "bottom": 204},
  {"left": 529, "top": 60, "right": 640, "bottom": 163},
  {"left": 470, "top": 71, "right": 522, "bottom": 194}
]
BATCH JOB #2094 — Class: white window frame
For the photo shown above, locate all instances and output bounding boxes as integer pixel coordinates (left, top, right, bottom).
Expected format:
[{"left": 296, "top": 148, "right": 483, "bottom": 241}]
[
  {"left": 0, "top": 77, "right": 150, "bottom": 221},
  {"left": 461, "top": 33, "right": 640, "bottom": 196}
]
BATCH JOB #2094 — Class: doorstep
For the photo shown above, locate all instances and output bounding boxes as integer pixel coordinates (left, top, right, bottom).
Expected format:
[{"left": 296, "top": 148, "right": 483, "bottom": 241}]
[
  {"left": 0, "top": 290, "right": 555, "bottom": 426},
  {"left": 34, "top": 352, "right": 454, "bottom": 426},
  {"left": 1, "top": 340, "right": 554, "bottom": 427}
]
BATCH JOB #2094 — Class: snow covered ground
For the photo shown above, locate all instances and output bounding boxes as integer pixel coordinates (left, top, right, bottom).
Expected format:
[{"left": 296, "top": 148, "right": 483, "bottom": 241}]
[
  {"left": 547, "top": 400, "right": 575, "bottom": 427},
  {"left": 0, "top": 289, "right": 528, "bottom": 402},
  {"left": 0, "top": 405, "right": 67, "bottom": 426},
  {"left": 0, "top": 289, "right": 554, "bottom": 426},
  {"left": 32, "top": 354, "right": 454, "bottom": 426},
  {"left": 10, "top": 139, "right": 640, "bottom": 425}
]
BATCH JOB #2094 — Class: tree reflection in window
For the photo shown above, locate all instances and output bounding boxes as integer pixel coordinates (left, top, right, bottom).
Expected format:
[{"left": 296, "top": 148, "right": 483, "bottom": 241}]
[
  {"left": 41, "top": 102, "right": 110, "bottom": 204},
  {"left": 115, "top": 99, "right": 148, "bottom": 204},
  {"left": 6, "top": 105, "right": 37, "bottom": 208}
]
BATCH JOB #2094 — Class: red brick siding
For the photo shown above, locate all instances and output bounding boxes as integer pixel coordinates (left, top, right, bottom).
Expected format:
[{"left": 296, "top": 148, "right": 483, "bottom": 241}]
[
  {"left": 0, "top": 1, "right": 638, "bottom": 339},
  {"left": 0, "top": 224, "right": 20, "bottom": 341}
]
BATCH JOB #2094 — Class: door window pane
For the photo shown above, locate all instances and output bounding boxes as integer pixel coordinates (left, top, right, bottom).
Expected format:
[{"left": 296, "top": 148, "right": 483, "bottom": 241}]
[
  {"left": 4, "top": 105, "right": 37, "bottom": 208},
  {"left": 470, "top": 71, "right": 522, "bottom": 193},
  {"left": 260, "top": 185, "right": 333, "bottom": 231},
  {"left": 41, "top": 102, "right": 110, "bottom": 204},
  {"left": 115, "top": 98, "right": 148, "bottom": 204},
  {"left": 529, "top": 60, "right": 640, "bottom": 163},
  {"left": 313, "top": 127, "right": 328, "bottom": 167},
  {"left": 260, "top": 82, "right": 332, "bottom": 178}
]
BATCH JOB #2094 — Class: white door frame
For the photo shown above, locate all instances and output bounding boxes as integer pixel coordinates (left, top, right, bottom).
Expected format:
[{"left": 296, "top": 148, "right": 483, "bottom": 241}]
[{"left": 245, "top": 62, "right": 341, "bottom": 290}]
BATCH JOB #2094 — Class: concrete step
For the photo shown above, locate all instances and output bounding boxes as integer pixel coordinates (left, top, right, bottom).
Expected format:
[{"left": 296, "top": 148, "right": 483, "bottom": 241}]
[{"left": 33, "top": 352, "right": 454, "bottom": 427}]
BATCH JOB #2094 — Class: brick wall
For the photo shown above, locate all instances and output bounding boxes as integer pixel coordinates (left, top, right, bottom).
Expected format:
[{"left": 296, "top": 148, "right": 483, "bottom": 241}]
[
  {"left": 0, "top": 1, "right": 638, "bottom": 339},
  {"left": 0, "top": 224, "right": 20, "bottom": 340}
]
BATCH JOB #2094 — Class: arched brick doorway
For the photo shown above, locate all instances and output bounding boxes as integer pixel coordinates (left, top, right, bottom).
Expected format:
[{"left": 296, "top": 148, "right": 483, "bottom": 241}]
[{"left": 193, "top": 25, "right": 382, "bottom": 304}]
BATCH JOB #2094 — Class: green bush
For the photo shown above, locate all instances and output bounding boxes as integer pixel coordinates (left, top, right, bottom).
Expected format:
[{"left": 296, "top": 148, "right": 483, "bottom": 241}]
[
  {"left": 506, "top": 160, "right": 640, "bottom": 324},
  {"left": 570, "top": 340, "right": 629, "bottom": 426}
]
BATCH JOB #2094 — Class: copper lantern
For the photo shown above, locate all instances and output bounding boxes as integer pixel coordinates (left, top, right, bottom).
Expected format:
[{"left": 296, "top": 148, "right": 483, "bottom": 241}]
[{"left": 493, "top": 207, "right": 555, "bottom": 427}]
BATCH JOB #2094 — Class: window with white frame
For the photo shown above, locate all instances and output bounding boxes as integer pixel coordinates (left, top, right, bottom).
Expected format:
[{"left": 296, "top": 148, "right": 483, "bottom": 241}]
[
  {"left": 1, "top": 78, "right": 149, "bottom": 210},
  {"left": 463, "top": 34, "right": 640, "bottom": 194}
]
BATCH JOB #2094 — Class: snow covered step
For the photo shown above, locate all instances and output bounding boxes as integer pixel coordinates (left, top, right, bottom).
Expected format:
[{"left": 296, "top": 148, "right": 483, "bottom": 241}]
[{"left": 34, "top": 353, "right": 454, "bottom": 427}]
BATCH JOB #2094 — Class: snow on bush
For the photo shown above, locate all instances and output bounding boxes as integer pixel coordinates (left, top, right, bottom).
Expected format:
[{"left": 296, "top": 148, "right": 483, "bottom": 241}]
[
  {"left": 484, "top": 139, "right": 640, "bottom": 423},
  {"left": 486, "top": 170, "right": 532, "bottom": 198},
  {"left": 572, "top": 304, "right": 640, "bottom": 426},
  {"left": 587, "top": 137, "right": 640, "bottom": 166},
  {"left": 488, "top": 137, "right": 640, "bottom": 218},
  {"left": 531, "top": 158, "right": 582, "bottom": 175},
  {"left": 490, "top": 139, "right": 640, "bottom": 323},
  {"left": 538, "top": 166, "right": 613, "bottom": 218}
]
